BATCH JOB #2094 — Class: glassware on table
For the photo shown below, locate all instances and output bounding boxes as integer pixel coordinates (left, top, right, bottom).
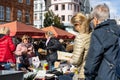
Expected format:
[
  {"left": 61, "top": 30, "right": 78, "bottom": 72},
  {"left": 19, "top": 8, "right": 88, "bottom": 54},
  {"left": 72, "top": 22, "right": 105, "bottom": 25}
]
[{"left": 43, "top": 62, "right": 49, "bottom": 70}]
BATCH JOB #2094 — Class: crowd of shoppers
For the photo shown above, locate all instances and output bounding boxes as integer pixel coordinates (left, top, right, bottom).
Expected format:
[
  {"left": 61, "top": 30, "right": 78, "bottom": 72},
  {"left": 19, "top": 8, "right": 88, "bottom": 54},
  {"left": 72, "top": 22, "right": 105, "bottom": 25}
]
[{"left": 0, "top": 3, "right": 119, "bottom": 80}]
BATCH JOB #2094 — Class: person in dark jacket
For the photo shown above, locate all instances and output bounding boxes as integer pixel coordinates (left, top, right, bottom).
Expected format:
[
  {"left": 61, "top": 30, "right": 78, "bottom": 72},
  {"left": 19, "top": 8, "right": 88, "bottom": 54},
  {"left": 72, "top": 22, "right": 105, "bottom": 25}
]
[
  {"left": 45, "top": 31, "right": 64, "bottom": 70},
  {"left": 84, "top": 4, "right": 120, "bottom": 80}
]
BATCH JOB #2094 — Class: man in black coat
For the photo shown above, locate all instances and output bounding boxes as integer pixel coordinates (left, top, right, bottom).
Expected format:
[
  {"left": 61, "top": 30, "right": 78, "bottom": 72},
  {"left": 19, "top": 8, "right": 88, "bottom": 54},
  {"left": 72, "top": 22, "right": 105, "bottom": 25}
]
[
  {"left": 84, "top": 4, "right": 120, "bottom": 80},
  {"left": 45, "top": 31, "right": 64, "bottom": 70}
]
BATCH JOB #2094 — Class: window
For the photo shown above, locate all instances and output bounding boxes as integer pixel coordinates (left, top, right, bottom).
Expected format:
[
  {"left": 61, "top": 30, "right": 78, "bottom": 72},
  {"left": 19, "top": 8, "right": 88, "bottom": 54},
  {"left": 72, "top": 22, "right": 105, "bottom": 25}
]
[
  {"left": 74, "top": 0, "right": 78, "bottom": 2},
  {"left": 68, "top": 4, "right": 72, "bottom": 10},
  {"left": 6, "top": 7, "right": 11, "bottom": 21},
  {"left": 18, "top": 0, "right": 22, "bottom": 3},
  {"left": 34, "top": 14, "right": 37, "bottom": 20},
  {"left": 25, "top": 11, "right": 30, "bottom": 24},
  {"left": 40, "top": 25, "right": 42, "bottom": 28},
  {"left": 17, "top": 10, "right": 22, "bottom": 21},
  {"left": 61, "top": 4, "right": 65, "bottom": 10},
  {"left": 55, "top": 5, "right": 58, "bottom": 10},
  {"left": 68, "top": 15, "right": 72, "bottom": 21},
  {"left": 40, "top": 4, "right": 42, "bottom": 10},
  {"left": 77, "top": 5, "right": 79, "bottom": 12},
  {"left": 34, "top": 25, "right": 37, "bottom": 27},
  {"left": 0, "top": 6, "right": 4, "bottom": 20},
  {"left": 74, "top": 5, "right": 77, "bottom": 12},
  {"left": 34, "top": 4, "right": 38, "bottom": 10},
  {"left": 39, "top": 13, "right": 42, "bottom": 20},
  {"left": 26, "top": 0, "right": 30, "bottom": 5},
  {"left": 61, "top": 15, "right": 65, "bottom": 21}
]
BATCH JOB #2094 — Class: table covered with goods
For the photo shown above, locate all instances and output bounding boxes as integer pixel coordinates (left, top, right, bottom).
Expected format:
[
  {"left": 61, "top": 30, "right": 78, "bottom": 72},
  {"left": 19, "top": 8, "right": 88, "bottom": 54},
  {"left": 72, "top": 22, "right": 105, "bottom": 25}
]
[{"left": 24, "top": 55, "right": 76, "bottom": 80}]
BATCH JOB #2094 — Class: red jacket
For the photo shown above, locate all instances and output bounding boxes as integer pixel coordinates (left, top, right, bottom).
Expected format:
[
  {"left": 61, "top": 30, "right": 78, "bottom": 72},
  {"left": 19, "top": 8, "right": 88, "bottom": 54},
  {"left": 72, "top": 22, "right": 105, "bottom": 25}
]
[{"left": 0, "top": 34, "right": 16, "bottom": 63}]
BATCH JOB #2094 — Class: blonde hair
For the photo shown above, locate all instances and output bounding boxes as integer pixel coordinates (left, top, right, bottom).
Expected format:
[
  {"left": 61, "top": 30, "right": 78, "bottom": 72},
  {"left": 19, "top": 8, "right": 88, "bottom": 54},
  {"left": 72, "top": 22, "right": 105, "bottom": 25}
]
[
  {"left": 0, "top": 27, "right": 10, "bottom": 35},
  {"left": 71, "top": 13, "right": 92, "bottom": 34},
  {"left": 22, "top": 35, "right": 30, "bottom": 41}
]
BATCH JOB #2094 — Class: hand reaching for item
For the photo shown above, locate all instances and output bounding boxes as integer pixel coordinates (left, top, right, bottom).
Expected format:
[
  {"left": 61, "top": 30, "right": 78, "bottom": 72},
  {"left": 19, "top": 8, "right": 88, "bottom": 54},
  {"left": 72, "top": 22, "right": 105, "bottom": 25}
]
[{"left": 38, "top": 48, "right": 47, "bottom": 55}]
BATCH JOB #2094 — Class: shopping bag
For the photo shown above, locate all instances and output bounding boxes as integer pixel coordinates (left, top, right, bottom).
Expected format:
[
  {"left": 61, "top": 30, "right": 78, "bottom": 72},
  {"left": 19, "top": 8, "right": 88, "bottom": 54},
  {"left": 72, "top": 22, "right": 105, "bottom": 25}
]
[{"left": 29, "top": 56, "right": 40, "bottom": 68}]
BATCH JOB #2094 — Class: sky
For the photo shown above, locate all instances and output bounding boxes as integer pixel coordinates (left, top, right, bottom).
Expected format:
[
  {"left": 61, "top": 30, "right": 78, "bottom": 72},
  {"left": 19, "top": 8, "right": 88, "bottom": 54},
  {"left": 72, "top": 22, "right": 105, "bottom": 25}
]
[{"left": 90, "top": 0, "right": 120, "bottom": 19}]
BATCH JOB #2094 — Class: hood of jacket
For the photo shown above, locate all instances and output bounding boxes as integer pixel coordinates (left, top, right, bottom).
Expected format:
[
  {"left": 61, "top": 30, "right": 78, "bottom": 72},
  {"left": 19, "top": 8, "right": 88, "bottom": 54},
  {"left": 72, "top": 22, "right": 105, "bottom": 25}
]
[{"left": 0, "top": 34, "right": 8, "bottom": 41}]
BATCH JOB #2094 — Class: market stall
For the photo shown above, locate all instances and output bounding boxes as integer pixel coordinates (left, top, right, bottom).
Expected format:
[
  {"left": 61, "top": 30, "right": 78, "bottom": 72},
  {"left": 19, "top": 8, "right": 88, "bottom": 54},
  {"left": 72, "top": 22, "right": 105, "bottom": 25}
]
[
  {"left": 41, "top": 26, "right": 75, "bottom": 39},
  {"left": 0, "top": 21, "right": 45, "bottom": 38}
]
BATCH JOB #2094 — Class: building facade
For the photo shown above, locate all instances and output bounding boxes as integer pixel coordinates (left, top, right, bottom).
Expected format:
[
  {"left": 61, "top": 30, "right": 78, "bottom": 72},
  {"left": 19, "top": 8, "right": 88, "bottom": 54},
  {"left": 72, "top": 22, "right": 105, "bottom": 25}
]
[
  {"left": 48, "top": 0, "right": 90, "bottom": 34},
  {"left": 0, "top": 0, "right": 33, "bottom": 25},
  {"left": 33, "top": 0, "right": 91, "bottom": 34},
  {"left": 34, "top": 0, "right": 45, "bottom": 28},
  {"left": 49, "top": 0, "right": 80, "bottom": 27}
]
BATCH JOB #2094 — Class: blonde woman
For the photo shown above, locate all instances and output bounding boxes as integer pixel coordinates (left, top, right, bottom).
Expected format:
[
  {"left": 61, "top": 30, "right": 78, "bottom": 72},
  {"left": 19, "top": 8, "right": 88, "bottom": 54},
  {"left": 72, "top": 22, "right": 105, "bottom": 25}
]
[
  {"left": 15, "top": 35, "right": 35, "bottom": 71},
  {"left": 0, "top": 27, "right": 16, "bottom": 70},
  {"left": 69, "top": 13, "right": 92, "bottom": 80}
]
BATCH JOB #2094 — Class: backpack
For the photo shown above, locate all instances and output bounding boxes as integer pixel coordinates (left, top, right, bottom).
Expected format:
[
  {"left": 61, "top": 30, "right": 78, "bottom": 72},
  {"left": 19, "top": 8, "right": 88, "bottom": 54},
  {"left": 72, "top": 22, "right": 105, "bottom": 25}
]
[
  {"left": 104, "top": 25, "right": 120, "bottom": 78},
  {"left": 114, "top": 34, "right": 120, "bottom": 78}
]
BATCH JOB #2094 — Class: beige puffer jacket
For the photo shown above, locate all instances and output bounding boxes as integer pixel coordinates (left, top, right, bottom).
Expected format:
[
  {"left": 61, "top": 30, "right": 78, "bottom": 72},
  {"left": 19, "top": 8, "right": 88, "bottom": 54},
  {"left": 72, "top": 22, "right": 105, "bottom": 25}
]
[{"left": 70, "top": 33, "right": 91, "bottom": 79}]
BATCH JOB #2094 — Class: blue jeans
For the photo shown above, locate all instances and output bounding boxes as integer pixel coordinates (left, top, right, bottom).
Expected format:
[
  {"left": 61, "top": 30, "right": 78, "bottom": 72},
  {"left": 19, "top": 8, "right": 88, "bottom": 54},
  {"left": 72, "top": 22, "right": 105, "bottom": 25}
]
[
  {"left": 0, "top": 63, "right": 11, "bottom": 70},
  {"left": 48, "top": 61, "right": 55, "bottom": 71},
  {"left": 58, "top": 73, "right": 74, "bottom": 80},
  {"left": 16, "top": 63, "right": 23, "bottom": 70}
]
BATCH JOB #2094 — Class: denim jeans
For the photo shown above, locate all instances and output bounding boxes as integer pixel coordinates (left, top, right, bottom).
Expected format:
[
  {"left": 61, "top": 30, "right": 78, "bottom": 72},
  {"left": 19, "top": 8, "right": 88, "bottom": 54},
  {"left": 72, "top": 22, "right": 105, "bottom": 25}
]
[
  {"left": 0, "top": 63, "right": 11, "bottom": 70},
  {"left": 48, "top": 61, "right": 55, "bottom": 71},
  {"left": 58, "top": 73, "right": 74, "bottom": 80}
]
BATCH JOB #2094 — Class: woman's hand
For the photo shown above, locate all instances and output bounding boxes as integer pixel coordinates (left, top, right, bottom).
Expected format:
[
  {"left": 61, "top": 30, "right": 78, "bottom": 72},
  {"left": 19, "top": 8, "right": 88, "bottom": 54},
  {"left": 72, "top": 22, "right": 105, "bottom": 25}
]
[
  {"left": 22, "top": 51, "right": 27, "bottom": 54},
  {"left": 27, "top": 47, "right": 32, "bottom": 51}
]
